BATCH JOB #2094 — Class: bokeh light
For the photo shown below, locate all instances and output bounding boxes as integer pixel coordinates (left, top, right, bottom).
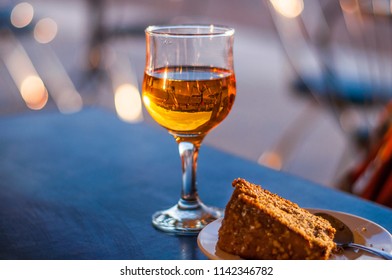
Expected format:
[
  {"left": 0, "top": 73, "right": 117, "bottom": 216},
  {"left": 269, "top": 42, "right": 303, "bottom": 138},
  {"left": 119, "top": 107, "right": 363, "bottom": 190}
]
[
  {"left": 20, "top": 75, "right": 48, "bottom": 110},
  {"left": 56, "top": 89, "right": 83, "bottom": 114},
  {"left": 34, "top": 18, "right": 58, "bottom": 44},
  {"left": 270, "top": 0, "right": 304, "bottom": 18},
  {"left": 258, "top": 151, "right": 283, "bottom": 170},
  {"left": 114, "top": 84, "right": 143, "bottom": 123},
  {"left": 10, "top": 2, "right": 34, "bottom": 28}
]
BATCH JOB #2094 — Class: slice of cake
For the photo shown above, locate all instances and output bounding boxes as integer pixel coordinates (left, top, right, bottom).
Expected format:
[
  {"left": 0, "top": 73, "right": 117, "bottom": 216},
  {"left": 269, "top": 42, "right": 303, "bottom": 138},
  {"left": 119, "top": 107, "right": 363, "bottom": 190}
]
[{"left": 217, "top": 178, "right": 336, "bottom": 260}]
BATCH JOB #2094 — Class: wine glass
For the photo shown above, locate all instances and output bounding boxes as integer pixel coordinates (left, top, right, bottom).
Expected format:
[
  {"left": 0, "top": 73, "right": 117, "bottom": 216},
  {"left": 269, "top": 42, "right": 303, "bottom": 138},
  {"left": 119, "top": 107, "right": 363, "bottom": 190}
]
[{"left": 142, "top": 24, "right": 236, "bottom": 235}]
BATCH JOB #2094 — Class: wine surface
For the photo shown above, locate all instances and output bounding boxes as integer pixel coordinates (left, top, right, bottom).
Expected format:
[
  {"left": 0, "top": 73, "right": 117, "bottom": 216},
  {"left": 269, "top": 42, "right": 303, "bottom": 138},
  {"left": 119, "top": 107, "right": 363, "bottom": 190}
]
[{"left": 142, "top": 66, "right": 236, "bottom": 139}]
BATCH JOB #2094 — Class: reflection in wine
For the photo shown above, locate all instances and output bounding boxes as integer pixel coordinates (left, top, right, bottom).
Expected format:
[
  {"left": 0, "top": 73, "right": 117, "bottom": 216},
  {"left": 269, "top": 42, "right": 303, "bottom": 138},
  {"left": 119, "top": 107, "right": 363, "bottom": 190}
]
[{"left": 143, "top": 66, "right": 236, "bottom": 143}]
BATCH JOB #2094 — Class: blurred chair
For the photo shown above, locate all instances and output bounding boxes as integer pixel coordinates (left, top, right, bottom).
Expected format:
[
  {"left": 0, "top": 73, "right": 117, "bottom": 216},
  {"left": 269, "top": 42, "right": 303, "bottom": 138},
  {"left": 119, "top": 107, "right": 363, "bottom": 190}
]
[
  {"left": 340, "top": 103, "right": 392, "bottom": 207},
  {"left": 267, "top": 0, "right": 392, "bottom": 206},
  {"left": 78, "top": 0, "right": 160, "bottom": 122},
  {"left": 80, "top": 0, "right": 203, "bottom": 122},
  {"left": 84, "top": 0, "right": 147, "bottom": 75}
]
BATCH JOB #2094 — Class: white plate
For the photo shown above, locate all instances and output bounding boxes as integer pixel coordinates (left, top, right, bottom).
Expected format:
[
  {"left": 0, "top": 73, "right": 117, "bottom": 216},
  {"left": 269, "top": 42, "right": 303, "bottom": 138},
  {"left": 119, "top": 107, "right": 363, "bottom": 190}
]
[{"left": 197, "top": 208, "right": 392, "bottom": 260}]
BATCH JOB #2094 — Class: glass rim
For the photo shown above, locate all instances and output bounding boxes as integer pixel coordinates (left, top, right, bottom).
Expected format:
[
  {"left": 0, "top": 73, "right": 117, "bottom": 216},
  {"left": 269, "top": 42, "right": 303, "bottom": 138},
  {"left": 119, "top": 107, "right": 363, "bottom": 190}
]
[{"left": 145, "top": 24, "right": 235, "bottom": 37}]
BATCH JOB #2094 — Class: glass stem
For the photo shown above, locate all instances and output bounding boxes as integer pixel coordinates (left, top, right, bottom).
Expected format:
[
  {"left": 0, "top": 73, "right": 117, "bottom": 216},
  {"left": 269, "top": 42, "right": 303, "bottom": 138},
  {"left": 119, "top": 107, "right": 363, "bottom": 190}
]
[{"left": 178, "top": 141, "right": 201, "bottom": 210}]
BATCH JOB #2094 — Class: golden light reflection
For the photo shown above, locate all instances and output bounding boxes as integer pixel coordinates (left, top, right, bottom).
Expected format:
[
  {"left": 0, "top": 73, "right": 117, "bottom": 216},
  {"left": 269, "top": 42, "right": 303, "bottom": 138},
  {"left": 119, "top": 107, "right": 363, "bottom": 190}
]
[
  {"left": 20, "top": 75, "right": 48, "bottom": 110},
  {"left": 270, "top": 0, "right": 304, "bottom": 18},
  {"left": 115, "top": 84, "right": 143, "bottom": 123},
  {"left": 143, "top": 95, "right": 150, "bottom": 107},
  {"left": 162, "top": 68, "right": 168, "bottom": 90},
  {"left": 10, "top": 2, "right": 34, "bottom": 28},
  {"left": 34, "top": 18, "right": 58, "bottom": 44},
  {"left": 258, "top": 151, "right": 283, "bottom": 170}
]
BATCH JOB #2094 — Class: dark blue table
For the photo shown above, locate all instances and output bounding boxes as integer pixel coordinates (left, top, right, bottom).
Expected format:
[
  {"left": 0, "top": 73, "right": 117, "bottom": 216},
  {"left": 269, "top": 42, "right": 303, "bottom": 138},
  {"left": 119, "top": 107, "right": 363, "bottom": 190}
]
[{"left": 0, "top": 108, "right": 391, "bottom": 259}]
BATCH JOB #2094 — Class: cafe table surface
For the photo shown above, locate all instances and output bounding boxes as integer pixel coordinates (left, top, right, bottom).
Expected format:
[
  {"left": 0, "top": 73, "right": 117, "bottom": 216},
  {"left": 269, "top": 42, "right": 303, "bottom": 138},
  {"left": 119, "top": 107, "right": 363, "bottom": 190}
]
[{"left": 0, "top": 108, "right": 391, "bottom": 260}]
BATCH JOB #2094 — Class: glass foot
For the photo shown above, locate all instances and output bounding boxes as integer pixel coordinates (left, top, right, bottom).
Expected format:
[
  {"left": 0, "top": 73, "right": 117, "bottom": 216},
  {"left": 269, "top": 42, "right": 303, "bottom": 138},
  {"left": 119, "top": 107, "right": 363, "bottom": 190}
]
[{"left": 152, "top": 202, "right": 223, "bottom": 235}]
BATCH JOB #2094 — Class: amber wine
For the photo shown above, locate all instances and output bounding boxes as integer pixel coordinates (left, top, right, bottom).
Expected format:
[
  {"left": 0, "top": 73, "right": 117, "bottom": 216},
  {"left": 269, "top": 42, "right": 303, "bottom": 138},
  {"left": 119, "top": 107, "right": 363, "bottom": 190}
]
[{"left": 142, "top": 66, "right": 236, "bottom": 140}]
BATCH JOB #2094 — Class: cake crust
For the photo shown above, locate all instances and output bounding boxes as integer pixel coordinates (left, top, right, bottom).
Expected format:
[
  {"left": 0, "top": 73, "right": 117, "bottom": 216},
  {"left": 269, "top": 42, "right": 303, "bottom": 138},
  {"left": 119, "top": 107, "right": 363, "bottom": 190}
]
[{"left": 217, "top": 178, "right": 336, "bottom": 260}]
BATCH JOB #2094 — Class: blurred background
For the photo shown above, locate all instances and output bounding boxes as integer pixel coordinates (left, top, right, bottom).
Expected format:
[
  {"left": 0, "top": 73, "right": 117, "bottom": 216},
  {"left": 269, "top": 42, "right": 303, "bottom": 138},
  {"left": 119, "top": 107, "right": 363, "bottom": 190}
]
[{"left": 1, "top": 0, "right": 392, "bottom": 207}]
